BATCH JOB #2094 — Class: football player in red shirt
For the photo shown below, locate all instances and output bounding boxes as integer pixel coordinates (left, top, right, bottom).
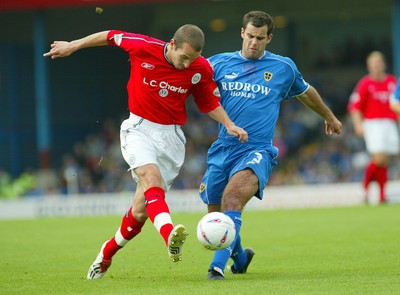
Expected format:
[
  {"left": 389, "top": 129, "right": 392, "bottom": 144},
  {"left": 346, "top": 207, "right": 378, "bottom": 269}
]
[
  {"left": 348, "top": 51, "right": 398, "bottom": 204},
  {"left": 44, "top": 25, "right": 248, "bottom": 279}
]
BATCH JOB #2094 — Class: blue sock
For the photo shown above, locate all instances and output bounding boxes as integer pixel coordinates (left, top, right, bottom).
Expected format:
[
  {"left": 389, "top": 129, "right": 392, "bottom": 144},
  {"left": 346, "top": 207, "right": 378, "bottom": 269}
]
[
  {"left": 225, "top": 210, "right": 247, "bottom": 271},
  {"left": 210, "top": 210, "right": 245, "bottom": 273},
  {"left": 209, "top": 247, "right": 231, "bottom": 273}
]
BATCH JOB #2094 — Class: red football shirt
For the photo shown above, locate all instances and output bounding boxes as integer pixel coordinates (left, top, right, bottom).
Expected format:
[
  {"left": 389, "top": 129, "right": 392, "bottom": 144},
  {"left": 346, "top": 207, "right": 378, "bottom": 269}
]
[
  {"left": 107, "top": 30, "right": 220, "bottom": 125},
  {"left": 348, "top": 74, "right": 397, "bottom": 120}
]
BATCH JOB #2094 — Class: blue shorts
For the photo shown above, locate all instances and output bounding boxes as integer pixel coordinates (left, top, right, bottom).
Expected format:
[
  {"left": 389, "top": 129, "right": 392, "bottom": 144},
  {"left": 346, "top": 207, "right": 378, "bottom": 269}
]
[{"left": 199, "top": 140, "right": 278, "bottom": 205}]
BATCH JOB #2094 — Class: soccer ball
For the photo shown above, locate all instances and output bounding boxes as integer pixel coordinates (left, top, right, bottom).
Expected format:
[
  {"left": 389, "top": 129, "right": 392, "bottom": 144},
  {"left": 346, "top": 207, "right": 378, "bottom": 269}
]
[{"left": 196, "top": 212, "right": 236, "bottom": 251}]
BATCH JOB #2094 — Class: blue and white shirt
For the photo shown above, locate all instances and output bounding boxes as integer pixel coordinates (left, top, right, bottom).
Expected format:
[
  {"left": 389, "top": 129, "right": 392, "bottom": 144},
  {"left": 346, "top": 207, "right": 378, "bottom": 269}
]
[{"left": 209, "top": 50, "right": 309, "bottom": 147}]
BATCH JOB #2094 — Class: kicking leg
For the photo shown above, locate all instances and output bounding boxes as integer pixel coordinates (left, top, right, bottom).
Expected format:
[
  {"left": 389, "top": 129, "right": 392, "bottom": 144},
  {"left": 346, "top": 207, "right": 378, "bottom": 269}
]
[
  {"left": 208, "top": 169, "right": 257, "bottom": 280},
  {"left": 137, "top": 164, "right": 188, "bottom": 262},
  {"left": 87, "top": 188, "right": 147, "bottom": 279}
]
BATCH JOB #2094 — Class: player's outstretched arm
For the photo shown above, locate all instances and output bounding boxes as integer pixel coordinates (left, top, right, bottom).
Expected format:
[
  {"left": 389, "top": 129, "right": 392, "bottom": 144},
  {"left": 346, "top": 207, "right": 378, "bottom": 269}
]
[
  {"left": 207, "top": 106, "right": 248, "bottom": 142},
  {"left": 43, "top": 31, "right": 110, "bottom": 59},
  {"left": 296, "top": 85, "right": 342, "bottom": 136}
]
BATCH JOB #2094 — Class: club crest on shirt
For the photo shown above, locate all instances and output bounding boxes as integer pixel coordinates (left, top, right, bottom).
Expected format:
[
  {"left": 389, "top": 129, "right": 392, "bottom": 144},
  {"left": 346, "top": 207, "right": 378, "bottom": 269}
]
[
  {"left": 264, "top": 72, "right": 273, "bottom": 82},
  {"left": 113, "top": 33, "right": 124, "bottom": 46},
  {"left": 213, "top": 87, "right": 220, "bottom": 97},
  {"left": 192, "top": 73, "right": 201, "bottom": 84},
  {"left": 199, "top": 183, "right": 206, "bottom": 193}
]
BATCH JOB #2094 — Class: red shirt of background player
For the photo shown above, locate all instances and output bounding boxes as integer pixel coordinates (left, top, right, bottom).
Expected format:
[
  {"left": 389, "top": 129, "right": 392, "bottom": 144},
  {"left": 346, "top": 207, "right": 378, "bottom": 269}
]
[{"left": 348, "top": 74, "right": 397, "bottom": 120}]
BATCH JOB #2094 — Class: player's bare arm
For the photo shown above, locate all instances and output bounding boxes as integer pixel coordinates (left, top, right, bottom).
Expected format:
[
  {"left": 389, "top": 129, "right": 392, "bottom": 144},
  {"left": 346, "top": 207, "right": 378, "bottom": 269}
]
[
  {"left": 43, "top": 31, "right": 110, "bottom": 59},
  {"left": 349, "top": 111, "right": 364, "bottom": 137},
  {"left": 296, "top": 85, "right": 342, "bottom": 136},
  {"left": 207, "top": 106, "right": 248, "bottom": 142},
  {"left": 390, "top": 99, "right": 400, "bottom": 116}
]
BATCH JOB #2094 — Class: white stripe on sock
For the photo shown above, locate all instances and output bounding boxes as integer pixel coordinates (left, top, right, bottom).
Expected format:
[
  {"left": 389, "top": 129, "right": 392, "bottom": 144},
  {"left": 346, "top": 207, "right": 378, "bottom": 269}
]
[
  {"left": 115, "top": 227, "right": 129, "bottom": 246},
  {"left": 153, "top": 212, "right": 173, "bottom": 232}
]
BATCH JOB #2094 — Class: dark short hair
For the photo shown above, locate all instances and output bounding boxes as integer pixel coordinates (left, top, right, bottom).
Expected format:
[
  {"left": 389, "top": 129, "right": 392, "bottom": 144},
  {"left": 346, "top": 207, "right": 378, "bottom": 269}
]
[
  {"left": 173, "top": 24, "right": 204, "bottom": 52},
  {"left": 243, "top": 11, "right": 274, "bottom": 35}
]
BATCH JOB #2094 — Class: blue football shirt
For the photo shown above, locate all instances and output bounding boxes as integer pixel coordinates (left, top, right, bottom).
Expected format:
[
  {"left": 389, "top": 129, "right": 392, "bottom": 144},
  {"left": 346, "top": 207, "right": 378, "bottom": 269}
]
[
  {"left": 209, "top": 50, "right": 309, "bottom": 146},
  {"left": 392, "top": 80, "right": 400, "bottom": 101}
]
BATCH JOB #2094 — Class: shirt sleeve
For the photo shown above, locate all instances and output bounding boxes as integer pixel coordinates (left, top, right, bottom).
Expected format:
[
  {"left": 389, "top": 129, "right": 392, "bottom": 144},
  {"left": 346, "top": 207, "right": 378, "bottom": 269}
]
[
  {"left": 107, "top": 30, "right": 151, "bottom": 54},
  {"left": 347, "top": 79, "right": 366, "bottom": 112},
  {"left": 107, "top": 30, "right": 124, "bottom": 46},
  {"left": 191, "top": 58, "right": 221, "bottom": 113},
  {"left": 285, "top": 58, "right": 309, "bottom": 98}
]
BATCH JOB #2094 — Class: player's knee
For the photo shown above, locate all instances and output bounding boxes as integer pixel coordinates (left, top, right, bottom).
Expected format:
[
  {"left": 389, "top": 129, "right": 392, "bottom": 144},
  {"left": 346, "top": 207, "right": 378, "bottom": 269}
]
[
  {"left": 221, "top": 196, "right": 245, "bottom": 212},
  {"left": 131, "top": 207, "right": 148, "bottom": 222}
]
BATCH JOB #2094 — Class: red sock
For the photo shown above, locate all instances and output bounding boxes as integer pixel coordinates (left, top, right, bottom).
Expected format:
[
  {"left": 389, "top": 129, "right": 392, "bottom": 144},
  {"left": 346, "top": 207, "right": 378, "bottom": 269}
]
[
  {"left": 363, "top": 161, "right": 377, "bottom": 189},
  {"left": 375, "top": 166, "right": 388, "bottom": 202},
  {"left": 144, "top": 187, "right": 174, "bottom": 246},
  {"left": 103, "top": 206, "right": 145, "bottom": 260}
]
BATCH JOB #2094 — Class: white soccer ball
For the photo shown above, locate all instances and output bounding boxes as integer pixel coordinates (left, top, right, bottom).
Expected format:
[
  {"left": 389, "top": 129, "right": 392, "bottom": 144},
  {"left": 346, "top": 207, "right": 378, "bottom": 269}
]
[{"left": 196, "top": 212, "right": 236, "bottom": 251}]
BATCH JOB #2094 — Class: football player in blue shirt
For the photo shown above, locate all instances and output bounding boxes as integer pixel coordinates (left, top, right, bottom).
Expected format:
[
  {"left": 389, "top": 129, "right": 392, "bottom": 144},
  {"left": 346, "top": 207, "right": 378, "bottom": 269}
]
[
  {"left": 390, "top": 80, "right": 400, "bottom": 114},
  {"left": 200, "top": 11, "right": 343, "bottom": 280}
]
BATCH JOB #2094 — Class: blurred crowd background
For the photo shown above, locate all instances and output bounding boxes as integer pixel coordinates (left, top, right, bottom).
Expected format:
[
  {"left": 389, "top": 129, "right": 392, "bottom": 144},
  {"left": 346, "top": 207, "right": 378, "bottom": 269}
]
[
  {"left": 2, "top": 93, "right": 400, "bottom": 197},
  {"left": 1, "top": 0, "right": 399, "bottom": 198},
  {"left": 3, "top": 65, "right": 400, "bottom": 197}
]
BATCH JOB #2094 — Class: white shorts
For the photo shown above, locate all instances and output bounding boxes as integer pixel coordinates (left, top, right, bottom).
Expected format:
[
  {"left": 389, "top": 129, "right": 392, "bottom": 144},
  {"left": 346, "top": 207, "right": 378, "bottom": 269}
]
[
  {"left": 363, "top": 119, "right": 400, "bottom": 154},
  {"left": 120, "top": 113, "right": 186, "bottom": 191}
]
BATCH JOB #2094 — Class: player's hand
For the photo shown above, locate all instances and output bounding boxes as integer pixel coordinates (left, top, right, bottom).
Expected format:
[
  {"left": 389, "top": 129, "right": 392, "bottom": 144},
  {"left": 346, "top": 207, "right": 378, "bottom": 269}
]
[
  {"left": 226, "top": 125, "right": 248, "bottom": 143},
  {"left": 325, "top": 118, "right": 342, "bottom": 136},
  {"left": 353, "top": 123, "right": 364, "bottom": 137},
  {"left": 43, "top": 41, "right": 75, "bottom": 59}
]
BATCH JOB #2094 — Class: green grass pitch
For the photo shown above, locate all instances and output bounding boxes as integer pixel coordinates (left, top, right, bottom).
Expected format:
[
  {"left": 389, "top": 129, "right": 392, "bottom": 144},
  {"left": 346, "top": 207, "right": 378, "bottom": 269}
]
[{"left": 1, "top": 204, "right": 400, "bottom": 294}]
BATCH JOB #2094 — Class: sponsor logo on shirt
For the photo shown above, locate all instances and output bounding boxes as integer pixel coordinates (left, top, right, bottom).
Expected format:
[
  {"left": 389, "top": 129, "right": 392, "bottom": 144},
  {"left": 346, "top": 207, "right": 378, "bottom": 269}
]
[
  {"left": 159, "top": 89, "right": 169, "bottom": 97},
  {"left": 141, "top": 62, "right": 155, "bottom": 70},
  {"left": 220, "top": 81, "right": 271, "bottom": 99},
  {"left": 224, "top": 72, "right": 239, "bottom": 79},
  {"left": 143, "top": 77, "right": 188, "bottom": 96}
]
